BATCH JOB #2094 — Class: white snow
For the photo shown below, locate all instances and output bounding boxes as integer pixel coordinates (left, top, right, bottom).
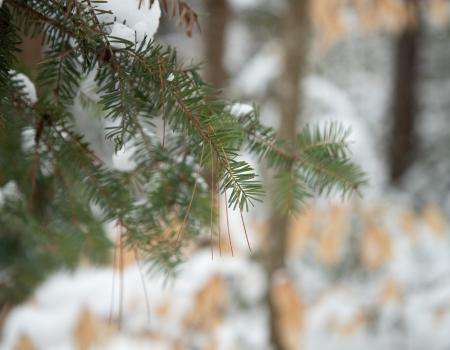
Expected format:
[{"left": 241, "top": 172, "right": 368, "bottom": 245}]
[
  {"left": 94, "top": 0, "right": 161, "bottom": 47},
  {"left": 3, "top": 197, "right": 450, "bottom": 349},
  {"left": 225, "top": 22, "right": 254, "bottom": 74},
  {"left": 72, "top": 71, "right": 155, "bottom": 173},
  {"left": 111, "top": 142, "right": 138, "bottom": 172},
  {"left": 228, "top": 0, "right": 284, "bottom": 14},
  {"left": 232, "top": 43, "right": 281, "bottom": 97},
  {"left": 228, "top": 103, "right": 254, "bottom": 117},
  {"left": 11, "top": 71, "right": 37, "bottom": 104},
  {"left": 167, "top": 73, "right": 175, "bottom": 82},
  {"left": 109, "top": 22, "right": 136, "bottom": 49},
  {"left": 71, "top": 71, "right": 116, "bottom": 166},
  {"left": 0, "top": 181, "right": 21, "bottom": 207},
  {"left": 21, "top": 127, "right": 35, "bottom": 153},
  {"left": 228, "top": 0, "right": 260, "bottom": 11},
  {"left": 0, "top": 249, "right": 267, "bottom": 350}
]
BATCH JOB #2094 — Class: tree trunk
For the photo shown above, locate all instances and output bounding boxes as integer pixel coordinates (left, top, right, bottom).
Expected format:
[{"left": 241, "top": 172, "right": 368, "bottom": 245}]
[
  {"left": 17, "top": 35, "right": 43, "bottom": 79},
  {"left": 202, "top": 0, "right": 231, "bottom": 249},
  {"left": 204, "top": 0, "right": 230, "bottom": 89},
  {"left": 265, "top": 1, "right": 311, "bottom": 349},
  {"left": 389, "top": 4, "right": 420, "bottom": 183}
]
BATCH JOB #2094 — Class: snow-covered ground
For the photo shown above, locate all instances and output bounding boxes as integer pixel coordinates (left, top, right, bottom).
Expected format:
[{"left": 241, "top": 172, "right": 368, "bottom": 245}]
[{"left": 2, "top": 200, "right": 450, "bottom": 350}]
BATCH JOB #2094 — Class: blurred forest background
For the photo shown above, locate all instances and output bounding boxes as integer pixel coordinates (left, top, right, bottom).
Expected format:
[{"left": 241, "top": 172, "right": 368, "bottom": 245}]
[{"left": 2, "top": 0, "right": 450, "bottom": 349}]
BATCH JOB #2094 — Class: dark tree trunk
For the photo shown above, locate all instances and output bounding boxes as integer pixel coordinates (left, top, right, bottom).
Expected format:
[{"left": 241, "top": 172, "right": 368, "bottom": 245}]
[
  {"left": 389, "top": 6, "right": 420, "bottom": 183},
  {"left": 265, "top": 1, "right": 311, "bottom": 349},
  {"left": 18, "top": 36, "right": 42, "bottom": 78},
  {"left": 202, "top": 0, "right": 231, "bottom": 245},
  {"left": 204, "top": 0, "right": 230, "bottom": 89}
]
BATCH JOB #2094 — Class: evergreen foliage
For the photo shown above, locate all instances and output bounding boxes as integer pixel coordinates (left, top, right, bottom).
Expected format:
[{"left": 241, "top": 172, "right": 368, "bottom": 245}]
[{"left": 0, "top": 0, "right": 367, "bottom": 305}]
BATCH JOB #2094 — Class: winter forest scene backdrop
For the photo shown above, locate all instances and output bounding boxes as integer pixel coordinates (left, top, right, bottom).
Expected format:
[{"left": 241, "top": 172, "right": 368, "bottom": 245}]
[{"left": 1, "top": 0, "right": 450, "bottom": 349}]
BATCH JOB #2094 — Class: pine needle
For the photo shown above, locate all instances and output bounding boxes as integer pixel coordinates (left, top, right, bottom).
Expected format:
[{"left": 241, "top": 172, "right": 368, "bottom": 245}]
[
  {"left": 224, "top": 190, "right": 234, "bottom": 256},
  {"left": 108, "top": 234, "right": 118, "bottom": 326},
  {"left": 134, "top": 248, "right": 151, "bottom": 323},
  {"left": 239, "top": 209, "right": 252, "bottom": 253},
  {"left": 118, "top": 229, "right": 124, "bottom": 330}
]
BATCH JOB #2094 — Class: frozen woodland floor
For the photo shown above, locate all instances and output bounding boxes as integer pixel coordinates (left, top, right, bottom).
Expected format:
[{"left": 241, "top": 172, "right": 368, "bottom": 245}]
[{"left": 2, "top": 200, "right": 450, "bottom": 350}]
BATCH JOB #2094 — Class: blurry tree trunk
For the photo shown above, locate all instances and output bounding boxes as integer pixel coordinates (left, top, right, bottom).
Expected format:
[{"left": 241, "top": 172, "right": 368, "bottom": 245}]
[
  {"left": 0, "top": 32, "right": 43, "bottom": 326},
  {"left": 202, "top": 0, "right": 230, "bottom": 201},
  {"left": 17, "top": 35, "right": 42, "bottom": 79},
  {"left": 389, "top": 3, "right": 420, "bottom": 183},
  {"left": 204, "top": 0, "right": 230, "bottom": 88},
  {"left": 265, "top": 1, "right": 310, "bottom": 349}
]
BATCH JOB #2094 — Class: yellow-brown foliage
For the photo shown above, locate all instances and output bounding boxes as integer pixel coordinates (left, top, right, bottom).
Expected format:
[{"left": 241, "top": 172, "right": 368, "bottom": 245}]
[
  {"left": 312, "top": 0, "right": 449, "bottom": 48},
  {"left": 184, "top": 275, "right": 227, "bottom": 331},
  {"left": 429, "top": 0, "right": 450, "bottom": 26},
  {"left": 287, "top": 206, "right": 316, "bottom": 255},
  {"left": 14, "top": 334, "right": 34, "bottom": 350},
  {"left": 360, "top": 223, "right": 392, "bottom": 269},
  {"left": 400, "top": 209, "right": 417, "bottom": 240},
  {"left": 433, "top": 303, "right": 450, "bottom": 324},
  {"left": 379, "top": 278, "right": 403, "bottom": 303},
  {"left": 422, "top": 204, "right": 448, "bottom": 238},
  {"left": 270, "top": 277, "right": 306, "bottom": 350},
  {"left": 311, "top": 0, "right": 347, "bottom": 46},
  {"left": 333, "top": 312, "right": 367, "bottom": 337},
  {"left": 74, "top": 308, "right": 115, "bottom": 350},
  {"left": 317, "top": 206, "right": 349, "bottom": 265}
]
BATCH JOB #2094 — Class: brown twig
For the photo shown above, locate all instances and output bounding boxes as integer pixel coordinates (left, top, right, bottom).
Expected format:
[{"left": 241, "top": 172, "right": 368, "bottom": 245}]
[
  {"left": 158, "top": 0, "right": 201, "bottom": 37},
  {"left": 224, "top": 190, "right": 234, "bottom": 256},
  {"left": 239, "top": 209, "right": 252, "bottom": 253}
]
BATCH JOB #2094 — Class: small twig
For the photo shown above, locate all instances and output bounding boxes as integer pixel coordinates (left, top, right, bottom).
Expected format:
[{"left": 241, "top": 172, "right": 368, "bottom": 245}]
[
  {"left": 239, "top": 209, "right": 252, "bottom": 253},
  {"left": 224, "top": 190, "right": 234, "bottom": 256},
  {"left": 118, "top": 227, "right": 125, "bottom": 330},
  {"left": 157, "top": 56, "right": 167, "bottom": 148},
  {"left": 159, "top": 0, "right": 201, "bottom": 37},
  {"left": 134, "top": 248, "right": 151, "bottom": 323},
  {"left": 108, "top": 235, "right": 118, "bottom": 326}
]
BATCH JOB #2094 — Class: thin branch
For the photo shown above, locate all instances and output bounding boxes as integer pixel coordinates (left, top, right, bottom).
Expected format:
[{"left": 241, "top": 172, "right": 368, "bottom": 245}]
[
  {"left": 118, "top": 227, "right": 124, "bottom": 330},
  {"left": 224, "top": 190, "right": 234, "bottom": 256},
  {"left": 134, "top": 248, "right": 151, "bottom": 323},
  {"left": 109, "top": 235, "right": 118, "bottom": 326},
  {"left": 239, "top": 209, "right": 252, "bottom": 253}
]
